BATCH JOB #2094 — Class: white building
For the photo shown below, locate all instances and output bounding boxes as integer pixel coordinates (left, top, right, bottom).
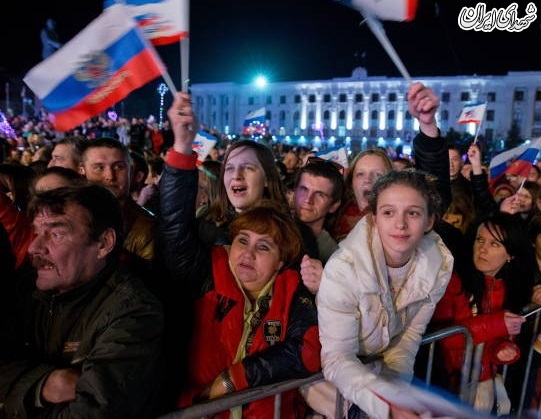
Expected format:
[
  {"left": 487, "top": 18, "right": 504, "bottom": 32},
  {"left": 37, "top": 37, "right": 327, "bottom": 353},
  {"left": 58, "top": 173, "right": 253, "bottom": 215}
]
[{"left": 190, "top": 68, "right": 541, "bottom": 152}]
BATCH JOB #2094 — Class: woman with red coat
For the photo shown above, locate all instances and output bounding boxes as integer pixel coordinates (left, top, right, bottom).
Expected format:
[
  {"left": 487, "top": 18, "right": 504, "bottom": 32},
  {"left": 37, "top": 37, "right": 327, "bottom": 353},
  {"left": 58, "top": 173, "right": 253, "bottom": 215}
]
[{"left": 431, "top": 212, "right": 535, "bottom": 415}]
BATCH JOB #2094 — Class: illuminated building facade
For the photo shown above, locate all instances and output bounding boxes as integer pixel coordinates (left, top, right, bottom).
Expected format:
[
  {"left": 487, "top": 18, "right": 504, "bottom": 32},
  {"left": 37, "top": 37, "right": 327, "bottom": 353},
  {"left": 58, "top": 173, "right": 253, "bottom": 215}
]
[{"left": 190, "top": 68, "right": 541, "bottom": 151}]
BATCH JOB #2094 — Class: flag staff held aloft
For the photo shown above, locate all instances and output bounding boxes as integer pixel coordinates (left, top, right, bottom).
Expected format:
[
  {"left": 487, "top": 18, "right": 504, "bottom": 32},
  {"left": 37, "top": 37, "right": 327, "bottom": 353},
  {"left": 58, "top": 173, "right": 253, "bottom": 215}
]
[{"left": 334, "top": 0, "right": 418, "bottom": 84}]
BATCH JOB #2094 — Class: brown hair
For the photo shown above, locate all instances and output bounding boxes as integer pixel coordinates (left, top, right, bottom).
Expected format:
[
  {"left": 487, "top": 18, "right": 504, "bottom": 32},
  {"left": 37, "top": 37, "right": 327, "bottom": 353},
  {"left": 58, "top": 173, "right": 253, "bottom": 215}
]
[
  {"left": 206, "top": 140, "right": 288, "bottom": 225},
  {"left": 229, "top": 199, "right": 302, "bottom": 270}
]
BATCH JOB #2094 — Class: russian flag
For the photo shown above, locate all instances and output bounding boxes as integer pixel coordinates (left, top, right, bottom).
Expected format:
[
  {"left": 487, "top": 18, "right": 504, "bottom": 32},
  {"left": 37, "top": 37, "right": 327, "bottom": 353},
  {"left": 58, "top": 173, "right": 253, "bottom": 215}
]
[
  {"left": 334, "top": 0, "right": 418, "bottom": 21},
  {"left": 104, "top": 0, "right": 189, "bottom": 46},
  {"left": 489, "top": 137, "right": 541, "bottom": 187},
  {"left": 24, "top": 5, "right": 165, "bottom": 132},
  {"left": 242, "top": 107, "right": 267, "bottom": 136},
  {"left": 457, "top": 102, "right": 487, "bottom": 124}
]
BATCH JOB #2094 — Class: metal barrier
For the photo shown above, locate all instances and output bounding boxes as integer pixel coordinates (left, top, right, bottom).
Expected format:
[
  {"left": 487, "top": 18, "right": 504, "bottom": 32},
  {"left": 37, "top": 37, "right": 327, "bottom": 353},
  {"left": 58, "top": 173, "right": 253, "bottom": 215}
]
[{"left": 158, "top": 325, "right": 475, "bottom": 419}]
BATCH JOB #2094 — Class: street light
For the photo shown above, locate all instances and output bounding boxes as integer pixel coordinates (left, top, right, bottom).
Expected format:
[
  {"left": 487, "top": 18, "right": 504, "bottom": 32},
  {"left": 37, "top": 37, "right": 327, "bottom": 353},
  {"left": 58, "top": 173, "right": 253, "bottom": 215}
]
[{"left": 254, "top": 75, "right": 267, "bottom": 88}]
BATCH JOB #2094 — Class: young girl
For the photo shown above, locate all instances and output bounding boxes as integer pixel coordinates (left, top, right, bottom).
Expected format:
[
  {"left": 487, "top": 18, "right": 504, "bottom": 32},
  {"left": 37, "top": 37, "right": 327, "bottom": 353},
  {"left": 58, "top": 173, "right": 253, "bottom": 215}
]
[{"left": 317, "top": 170, "right": 454, "bottom": 418}]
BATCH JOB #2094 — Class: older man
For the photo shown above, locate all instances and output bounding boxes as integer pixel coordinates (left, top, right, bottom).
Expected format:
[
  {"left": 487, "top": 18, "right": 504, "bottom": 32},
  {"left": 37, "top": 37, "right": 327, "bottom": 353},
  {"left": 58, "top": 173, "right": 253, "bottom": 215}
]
[{"left": 0, "top": 183, "right": 164, "bottom": 418}]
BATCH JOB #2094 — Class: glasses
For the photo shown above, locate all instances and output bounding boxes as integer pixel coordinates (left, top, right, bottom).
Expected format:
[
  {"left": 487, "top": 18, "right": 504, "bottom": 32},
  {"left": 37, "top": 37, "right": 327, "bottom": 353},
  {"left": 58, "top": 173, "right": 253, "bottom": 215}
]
[{"left": 306, "top": 156, "right": 344, "bottom": 172}]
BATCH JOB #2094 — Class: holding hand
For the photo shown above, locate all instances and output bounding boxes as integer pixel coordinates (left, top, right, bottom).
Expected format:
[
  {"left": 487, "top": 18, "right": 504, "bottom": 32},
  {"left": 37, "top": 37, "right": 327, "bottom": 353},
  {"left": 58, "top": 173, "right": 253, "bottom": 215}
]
[
  {"left": 407, "top": 82, "right": 440, "bottom": 138},
  {"left": 41, "top": 368, "right": 81, "bottom": 404},
  {"left": 300, "top": 254, "right": 323, "bottom": 294},
  {"left": 167, "top": 92, "right": 197, "bottom": 155}
]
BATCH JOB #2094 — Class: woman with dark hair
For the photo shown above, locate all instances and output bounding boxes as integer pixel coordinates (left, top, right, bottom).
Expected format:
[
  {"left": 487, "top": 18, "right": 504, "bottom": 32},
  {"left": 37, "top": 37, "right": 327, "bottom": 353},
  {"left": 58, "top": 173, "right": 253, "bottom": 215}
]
[{"left": 431, "top": 212, "right": 536, "bottom": 415}]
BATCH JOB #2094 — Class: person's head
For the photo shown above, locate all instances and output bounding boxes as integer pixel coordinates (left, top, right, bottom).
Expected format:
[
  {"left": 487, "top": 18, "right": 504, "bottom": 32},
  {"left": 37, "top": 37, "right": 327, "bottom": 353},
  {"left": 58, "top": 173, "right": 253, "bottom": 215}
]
[
  {"left": 443, "top": 192, "right": 475, "bottom": 234},
  {"left": 20, "top": 149, "right": 33, "bottom": 166},
  {"left": 392, "top": 156, "right": 414, "bottom": 171},
  {"left": 504, "top": 171, "right": 524, "bottom": 190},
  {"left": 345, "top": 149, "right": 393, "bottom": 211},
  {"left": 0, "top": 163, "right": 36, "bottom": 211},
  {"left": 27, "top": 183, "right": 124, "bottom": 294},
  {"left": 32, "top": 145, "right": 53, "bottom": 164},
  {"left": 367, "top": 170, "right": 441, "bottom": 267},
  {"left": 492, "top": 183, "right": 515, "bottom": 204},
  {"left": 515, "top": 181, "right": 539, "bottom": 214},
  {"left": 448, "top": 147, "right": 463, "bottom": 180},
  {"left": 293, "top": 157, "right": 344, "bottom": 233},
  {"left": 145, "top": 156, "right": 165, "bottom": 186},
  {"left": 208, "top": 147, "right": 220, "bottom": 161},
  {"left": 528, "top": 165, "right": 541, "bottom": 183},
  {"left": 228, "top": 200, "right": 303, "bottom": 295},
  {"left": 129, "top": 151, "right": 149, "bottom": 196},
  {"left": 48, "top": 136, "right": 87, "bottom": 171},
  {"left": 282, "top": 150, "right": 300, "bottom": 174},
  {"left": 80, "top": 137, "right": 131, "bottom": 201},
  {"left": 196, "top": 160, "right": 221, "bottom": 213},
  {"left": 212, "top": 140, "right": 288, "bottom": 223},
  {"left": 472, "top": 212, "right": 534, "bottom": 311},
  {"left": 32, "top": 166, "right": 86, "bottom": 193}
]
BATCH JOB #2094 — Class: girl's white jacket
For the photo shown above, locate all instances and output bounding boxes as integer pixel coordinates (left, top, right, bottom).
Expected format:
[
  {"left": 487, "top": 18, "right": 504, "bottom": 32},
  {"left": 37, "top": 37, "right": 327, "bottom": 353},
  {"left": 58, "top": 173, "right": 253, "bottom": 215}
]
[{"left": 316, "top": 214, "right": 453, "bottom": 418}]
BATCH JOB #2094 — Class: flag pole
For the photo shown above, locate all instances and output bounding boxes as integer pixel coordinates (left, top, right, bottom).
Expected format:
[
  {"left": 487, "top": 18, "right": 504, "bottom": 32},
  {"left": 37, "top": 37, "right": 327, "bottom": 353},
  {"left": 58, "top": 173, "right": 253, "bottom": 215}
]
[
  {"left": 472, "top": 112, "right": 485, "bottom": 145},
  {"left": 361, "top": 12, "right": 412, "bottom": 84},
  {"left": 180, "top": 0, "right": 190, "bottom": 92}
]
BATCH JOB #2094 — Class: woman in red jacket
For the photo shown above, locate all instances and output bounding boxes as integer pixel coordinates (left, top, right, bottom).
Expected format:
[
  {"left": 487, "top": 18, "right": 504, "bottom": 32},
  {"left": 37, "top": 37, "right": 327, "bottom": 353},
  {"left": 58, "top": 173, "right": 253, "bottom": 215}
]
[{"left": 431, "top": 212, "right": 535, "bottom": 415}]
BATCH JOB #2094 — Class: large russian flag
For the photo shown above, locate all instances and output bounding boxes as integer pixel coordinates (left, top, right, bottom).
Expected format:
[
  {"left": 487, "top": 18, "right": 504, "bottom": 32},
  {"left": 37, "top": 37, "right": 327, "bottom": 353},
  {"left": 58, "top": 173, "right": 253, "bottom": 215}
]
[
  {"left": 24, "top": 4, "right": 165, "bottom": 132},
  {"left": 104, "top": 0, "right": 189, "bottom": 46}
]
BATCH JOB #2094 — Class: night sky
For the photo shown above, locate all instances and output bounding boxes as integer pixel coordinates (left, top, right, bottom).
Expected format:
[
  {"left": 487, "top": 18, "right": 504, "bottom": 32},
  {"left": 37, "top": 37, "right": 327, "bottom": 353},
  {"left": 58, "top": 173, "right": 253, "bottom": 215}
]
[
  {"left": 2, "top": 0, "right": 541, "bottom": 83},
  {"left": 1, "top": 0, "right": 540, "bottom": 116}
]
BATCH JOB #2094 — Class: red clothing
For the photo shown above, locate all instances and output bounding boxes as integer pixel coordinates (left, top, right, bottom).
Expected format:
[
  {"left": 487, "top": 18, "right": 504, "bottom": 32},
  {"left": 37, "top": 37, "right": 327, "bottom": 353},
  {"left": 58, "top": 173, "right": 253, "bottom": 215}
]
[
  {"left": 431, "top": 272, "right": 520, "bottom": 389},
  {"left": 0, "top": 191, "right": 34, "bottom": 268},
  {"left": 334, "top": 201, "right": 368, "bottom": 240},
  {"left": 178, "top": 246, "right": 321, "bottom": 418}
]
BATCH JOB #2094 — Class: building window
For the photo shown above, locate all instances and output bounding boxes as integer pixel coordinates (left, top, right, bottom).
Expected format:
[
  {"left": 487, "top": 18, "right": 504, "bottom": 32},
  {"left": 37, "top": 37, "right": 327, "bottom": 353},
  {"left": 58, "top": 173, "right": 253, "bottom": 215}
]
[
  {"left": 308, "top": 94, "right": 316, "bottom": 103},
  {"left": 248, "top": 97, "right": 254, "bottom": 105},
  {"left": 339, "top": 93, "right": 347, "bottom": 102},
  {"left": 441, "top": 92, "right": 450, "bottom": 102},
  {"left": 279, "top": 110, "right": 286, "bottom": 121},
  {"left": 324, "top": 94, "right": 331, "bottom": 103},
  {"left": 280, "top": 95, "right": 286, "bottom": 104},
  {"left": 487, "top": 92, "right": 496, "bottom": 102},
  {"left": 294, "top": 95, "right": 301, "bottom": 104},
  {"left": 485, "top": 128, "right": 494, "bottom": 140},
  {"left": 266, "top": 110, "right": 271, "bottom": 120},
  {"left": 293, "top": 111, "right": 300, "bottom": 120},
  {"left": 371, "top": 93, "right": 379, "bottom": 102},
  {"left": 371, "top": 110, "right": 378, "bottom": 120},
  {"left": 355, "top": 93, "right": 363, "bottom": 102},
  {"left": 323, "top": 110, "right": 330, "bottom": 120},
  {"left": 388, "top": 110, "right": 395, "bottom": 120},
  {"left": 536, "top": 90, "right": 541, "bottom": 101},
  {"left": 460, "top": 91, "right": 470, "bottom": 102},
  {"left": 514, "top": 90, "right": 525, "bottom": 101},
  {"left": 388, "top": 93, "right": 397, "bottom": 102},
  {"left": 486, "top": 110, "right": 495, "bottom": 121},
  {"left": 441, "top": 109, "right": 449, "bottom": 121},
  {"left": 405, "top": 111, "right": 412, "bottom": 120},
  {"left": 339, "top": 110, "right": 346, "bottom": 120},
  {"left": 266, "top": 95, "right": 272, "bottom": 105}
]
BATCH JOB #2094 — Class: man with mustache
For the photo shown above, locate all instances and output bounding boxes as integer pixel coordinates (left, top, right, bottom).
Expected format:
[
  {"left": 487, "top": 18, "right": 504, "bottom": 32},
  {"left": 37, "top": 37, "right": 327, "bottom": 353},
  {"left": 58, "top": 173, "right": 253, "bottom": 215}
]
[{"left": 0, "top": 183, "right": 164, "bottom": 418}]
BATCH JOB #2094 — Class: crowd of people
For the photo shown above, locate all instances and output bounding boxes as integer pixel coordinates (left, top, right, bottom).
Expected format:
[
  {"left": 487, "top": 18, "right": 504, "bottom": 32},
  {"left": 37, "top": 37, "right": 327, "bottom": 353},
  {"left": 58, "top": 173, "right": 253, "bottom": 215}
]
[{"left": 1, "top": 81, "right": 541, "bottom": 419}]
